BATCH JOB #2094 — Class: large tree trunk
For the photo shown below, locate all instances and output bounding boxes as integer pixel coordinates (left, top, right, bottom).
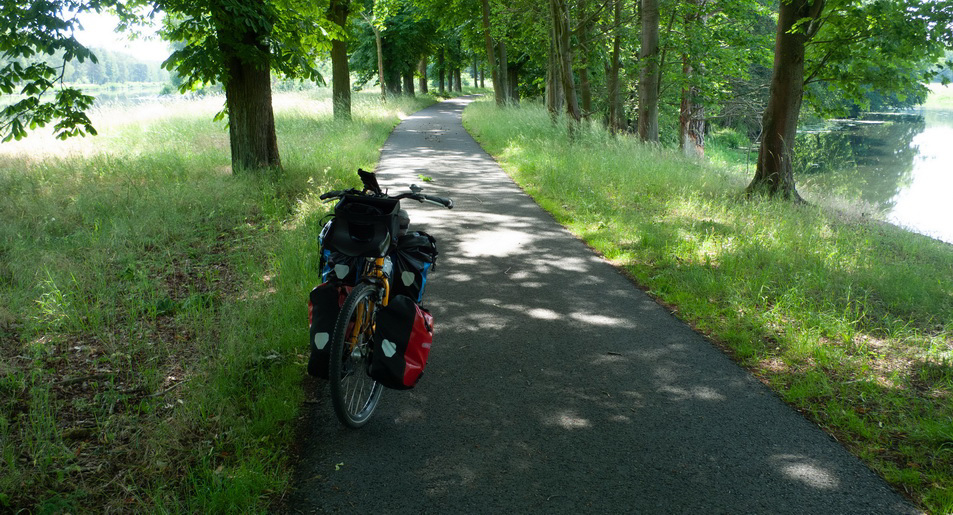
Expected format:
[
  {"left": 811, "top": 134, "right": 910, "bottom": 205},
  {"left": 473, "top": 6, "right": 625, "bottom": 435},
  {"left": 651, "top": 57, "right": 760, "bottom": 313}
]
[
  {"left": 499, "top": 41, "right": 509, "bottom": 103},
  {"left": 507, "top": 62, "right": 520, "bottom": 104},
  {"left": 480, "top": 0, "right": 504, "bottom": 105},
  {"left": 607, "top": 0, "right": 623, "bottom": 134},
  {"left": 545, "top": 22, "right": 564, "bottom": 122},
  {"left": 550, "top": 0, "right": 581, "bottom": 123},
  {"left": 679, "top": 57, "right": 705, "bottom": 158},
  {"left": 418, "top": 57, "right": 428, "bottom": 94},
  {"left": 638, "top": 0, "right": 660, "bottom": 142},
  {"left": 679, "top": 0, "right": 705, "bottom": 158},
  {"left": 747, "top": 0, "right": 824, "bottom": 199},
  {"left": 579, "top": 65, "right": 591, "bottom": 120},
  {"left": 374, "top": 26, "right": 386, "bottom": 101},
  {"left": 454, "top": 68, "right": 462, "bottom": 92},
  {"left": 329, "top": 0, "right": 351, "bottom": 120},
  {"left": 403, "top": 71, "right": 415, "bottom": 96},
  {"left": 222, "top": 36, "right": 279, "bottom": 171}
]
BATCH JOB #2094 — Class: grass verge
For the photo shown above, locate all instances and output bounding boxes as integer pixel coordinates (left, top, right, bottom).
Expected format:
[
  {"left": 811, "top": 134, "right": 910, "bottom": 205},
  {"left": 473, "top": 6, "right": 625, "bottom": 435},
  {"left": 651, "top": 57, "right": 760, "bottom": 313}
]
[
  {"left": 0, "top": 88, "right": 438, "bottom": 511},
  {"left": 463, "top": 99, "right": 953, "bottom": 514}
]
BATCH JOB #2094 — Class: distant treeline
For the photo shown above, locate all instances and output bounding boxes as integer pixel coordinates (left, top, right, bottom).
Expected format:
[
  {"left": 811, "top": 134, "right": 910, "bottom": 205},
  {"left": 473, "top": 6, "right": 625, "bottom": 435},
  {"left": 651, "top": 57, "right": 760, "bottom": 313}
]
[{"left": 1, "top": 47, "right": 170, "bottom": 85}]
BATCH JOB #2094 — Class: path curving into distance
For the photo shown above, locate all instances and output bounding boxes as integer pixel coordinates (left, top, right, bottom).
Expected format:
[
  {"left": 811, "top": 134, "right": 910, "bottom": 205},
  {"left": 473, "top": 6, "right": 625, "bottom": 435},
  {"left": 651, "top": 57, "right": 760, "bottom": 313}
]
[{"left": 287, "top": 97, "right": 916, "bottom": 514}]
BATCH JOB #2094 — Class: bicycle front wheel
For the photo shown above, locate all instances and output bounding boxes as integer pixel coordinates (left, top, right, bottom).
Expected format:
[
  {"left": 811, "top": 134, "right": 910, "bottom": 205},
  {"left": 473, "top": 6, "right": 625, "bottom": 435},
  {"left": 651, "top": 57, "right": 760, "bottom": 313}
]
[{"left": 329, "top": 282, "right": 384, "bottom": 428}]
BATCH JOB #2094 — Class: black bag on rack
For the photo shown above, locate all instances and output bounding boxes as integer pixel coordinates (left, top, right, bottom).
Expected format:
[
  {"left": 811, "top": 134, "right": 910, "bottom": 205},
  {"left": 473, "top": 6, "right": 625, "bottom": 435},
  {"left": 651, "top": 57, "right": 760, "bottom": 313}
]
[
  {"left": 307, "top": 283, "right": 349, "bottom": 378},
  {"left": 391, "top": 231, "right": 438, "bottom": 303}
]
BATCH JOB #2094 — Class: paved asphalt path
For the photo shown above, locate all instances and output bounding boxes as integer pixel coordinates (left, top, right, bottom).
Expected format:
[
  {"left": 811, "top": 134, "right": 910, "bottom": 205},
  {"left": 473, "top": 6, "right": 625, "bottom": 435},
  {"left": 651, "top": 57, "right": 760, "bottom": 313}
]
[{"left": 288, "top": 97, "right": 917, "bottom": 514}]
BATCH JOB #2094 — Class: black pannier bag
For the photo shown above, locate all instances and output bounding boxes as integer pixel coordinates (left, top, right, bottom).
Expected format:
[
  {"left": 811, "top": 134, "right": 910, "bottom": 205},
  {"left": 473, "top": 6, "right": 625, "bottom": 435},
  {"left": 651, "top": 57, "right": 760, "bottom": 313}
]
[
  {"left": 368, "top": 295, "right": 434, "bottom": 390},
  {"left": 307, "top": 283, "right": 349, "bottom": 378},
  {"left": 391, "top": 231, "right": 438, "bottom": 303},
  {"left": 323, "top": 194, "right": 401, "bottom": 258},
  {"left": 319, "top": 245, "right": 361, "bottom": 285}
]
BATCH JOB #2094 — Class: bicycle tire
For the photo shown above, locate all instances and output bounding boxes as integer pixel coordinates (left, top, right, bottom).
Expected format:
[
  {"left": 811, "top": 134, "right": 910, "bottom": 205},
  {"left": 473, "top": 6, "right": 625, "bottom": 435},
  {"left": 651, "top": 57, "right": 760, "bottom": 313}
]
[{"left": 329, "top": 282, "right": 384, "bottom": 428}]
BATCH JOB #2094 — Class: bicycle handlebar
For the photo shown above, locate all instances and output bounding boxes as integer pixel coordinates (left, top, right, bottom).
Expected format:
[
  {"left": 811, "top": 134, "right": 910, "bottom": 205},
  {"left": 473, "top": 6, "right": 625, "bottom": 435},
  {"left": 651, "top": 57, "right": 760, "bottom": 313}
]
[{"left": 320, "top": 188, "right": 453, "bottom": 209}]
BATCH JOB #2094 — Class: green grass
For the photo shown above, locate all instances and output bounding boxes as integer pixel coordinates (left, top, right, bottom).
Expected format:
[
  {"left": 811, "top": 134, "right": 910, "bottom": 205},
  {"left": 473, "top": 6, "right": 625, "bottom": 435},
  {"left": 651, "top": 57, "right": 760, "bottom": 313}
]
[
  {"left": 463, "top": 100, "right": 953, "bottom": 514},
  {"left": 923, "top": 83, "right": 953, "bottom": 110},
  {"left": 0, "top": 88, "right": 437, "bottom": 511}
]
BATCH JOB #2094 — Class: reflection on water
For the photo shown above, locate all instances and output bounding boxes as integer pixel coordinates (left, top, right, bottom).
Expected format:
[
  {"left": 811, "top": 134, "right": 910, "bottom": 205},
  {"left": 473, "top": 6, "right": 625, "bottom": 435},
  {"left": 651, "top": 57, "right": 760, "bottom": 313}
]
[{"left": 795, "top": 110, "right": 953, "bottom": 244}]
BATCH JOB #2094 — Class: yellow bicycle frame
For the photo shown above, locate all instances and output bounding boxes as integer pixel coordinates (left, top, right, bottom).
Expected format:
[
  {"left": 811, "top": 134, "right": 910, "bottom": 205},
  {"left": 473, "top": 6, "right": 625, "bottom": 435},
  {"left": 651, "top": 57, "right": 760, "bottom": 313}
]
[{"left": 348, "top": 257, "right": 390, "bottom": 350}]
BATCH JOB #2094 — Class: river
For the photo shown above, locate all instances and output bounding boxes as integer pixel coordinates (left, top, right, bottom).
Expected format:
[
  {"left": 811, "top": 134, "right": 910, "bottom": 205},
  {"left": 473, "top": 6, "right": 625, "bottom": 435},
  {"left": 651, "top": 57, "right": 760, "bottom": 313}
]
[{"left": 794, "top": 107, "right": 953, "bottom": 244}]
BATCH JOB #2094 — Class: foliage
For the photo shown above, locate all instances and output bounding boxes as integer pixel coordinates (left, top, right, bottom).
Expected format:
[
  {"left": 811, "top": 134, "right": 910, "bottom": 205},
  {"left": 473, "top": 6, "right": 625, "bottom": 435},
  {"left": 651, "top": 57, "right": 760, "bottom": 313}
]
[
  {"left": 158, "top": 0, "right": 337, "bottom": 92},
  {"left": 0, "top": 0, "right": 102, "bottom": 141},
  {"left": 801, "top": 0, "right": 953, "bottom": 117}
]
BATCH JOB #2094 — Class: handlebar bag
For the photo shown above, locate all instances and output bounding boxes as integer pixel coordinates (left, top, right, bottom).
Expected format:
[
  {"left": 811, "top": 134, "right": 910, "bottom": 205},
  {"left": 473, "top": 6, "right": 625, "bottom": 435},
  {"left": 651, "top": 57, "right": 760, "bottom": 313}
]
[
  {"left": 368, "top": 294, "right": 433, "bottom": 390},
  {"left": 391, "top": 231, "right": 438, "bottom": 303},
  {"left": 307, "top": 283, "right": 350, "bottom": 379},
  {"left": 324, "top": 195, "right": 401, "bottom": 257}
]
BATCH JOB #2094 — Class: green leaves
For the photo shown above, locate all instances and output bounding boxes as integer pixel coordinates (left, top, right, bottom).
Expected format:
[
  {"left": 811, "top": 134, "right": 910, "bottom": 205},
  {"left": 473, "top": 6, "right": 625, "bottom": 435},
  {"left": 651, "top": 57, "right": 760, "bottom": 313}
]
[{"left": 0, "top": 0, "right": 104, "bottom": 142}]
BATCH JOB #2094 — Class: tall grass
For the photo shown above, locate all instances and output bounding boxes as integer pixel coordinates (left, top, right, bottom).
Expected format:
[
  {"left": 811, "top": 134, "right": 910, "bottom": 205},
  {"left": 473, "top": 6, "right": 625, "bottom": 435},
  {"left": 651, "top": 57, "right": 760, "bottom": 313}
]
[
  {"left": 464, "top": 100, "right": 953, "bottom": 514},
  {"left": 0, "top": 88, "right": 436, "bottom": 511}
]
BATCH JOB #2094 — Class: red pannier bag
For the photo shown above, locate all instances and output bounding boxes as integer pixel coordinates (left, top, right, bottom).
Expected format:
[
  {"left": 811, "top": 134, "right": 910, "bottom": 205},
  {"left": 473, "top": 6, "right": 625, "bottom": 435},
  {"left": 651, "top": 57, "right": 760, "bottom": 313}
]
[{"left": 369, "top": 294, "right": 434, "bottom": 390}]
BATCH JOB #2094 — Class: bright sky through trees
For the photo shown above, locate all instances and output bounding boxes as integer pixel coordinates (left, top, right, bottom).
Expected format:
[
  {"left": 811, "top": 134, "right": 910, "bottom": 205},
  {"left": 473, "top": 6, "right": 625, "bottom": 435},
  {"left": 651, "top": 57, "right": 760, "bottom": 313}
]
[{"left": 74, "top": 11, "right": 169, "bottom": 62}]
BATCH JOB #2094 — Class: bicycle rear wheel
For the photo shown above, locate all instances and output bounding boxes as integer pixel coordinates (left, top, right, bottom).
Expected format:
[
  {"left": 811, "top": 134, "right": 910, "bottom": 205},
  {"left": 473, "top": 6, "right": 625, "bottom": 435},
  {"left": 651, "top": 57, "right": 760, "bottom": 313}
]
[{"left": 329, "top": 282, "right": 384, "bottom": 428}]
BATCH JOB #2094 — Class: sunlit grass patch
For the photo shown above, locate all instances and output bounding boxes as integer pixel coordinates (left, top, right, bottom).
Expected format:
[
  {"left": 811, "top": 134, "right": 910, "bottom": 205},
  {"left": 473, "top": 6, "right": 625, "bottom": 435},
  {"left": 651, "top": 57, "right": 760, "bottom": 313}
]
[
  {"left": 0, "top": 89, "right": 435, "bottom": 511},
  {"left": 464, "top": 98, "right": 953, "bottom": 513}
]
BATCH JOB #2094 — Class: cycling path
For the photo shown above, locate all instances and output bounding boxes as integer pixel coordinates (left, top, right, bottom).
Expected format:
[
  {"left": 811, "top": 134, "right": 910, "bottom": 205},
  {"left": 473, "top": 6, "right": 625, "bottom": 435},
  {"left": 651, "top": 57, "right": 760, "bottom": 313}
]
[{"left": 288, "top": 97, "right": 916, "bottom": 513}]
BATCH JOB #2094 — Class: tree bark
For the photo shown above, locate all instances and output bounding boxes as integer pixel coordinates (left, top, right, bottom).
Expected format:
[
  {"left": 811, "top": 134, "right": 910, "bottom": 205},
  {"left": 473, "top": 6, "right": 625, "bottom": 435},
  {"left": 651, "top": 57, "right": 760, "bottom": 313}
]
[
  {"left": 438, "top": 49, "right": 446, "bottom": 95},
  {"left": 418, "top": 57, "right": 428, "bottom": 94},
  {"left": 403, "top": 71, "right": 415, "bottom": 96},
  {"left": 747, "top": 0, "right": 825, "bottom": 199},
  {"left": 221, "top": 32, "right": 280, "bottom": 172},
  {"left": 329, "top": 0, "right": 351, "bottom": 121},
  {"left": 679, "top": 0, "right": 705, "bottom": 158},
  {"left": 507, "top": 62, "right": 520, "bottom": 104},
  {"left": 480, "top": 0, "right": 504, "bottom": 105},
  {"left": 679, "top": 57, "right": 705, "bottom": 158},
  {"left": 607, "top": 0, "right": 623, "bottom": 134},
  {"left": 546, "top": 21, "right": 564, "bottom": 122},
  {"left": 550, "top": 0, "right": 581, "bottom": 123},
  {"left": 638, "top": 0, "right": 660, "bottom": 142},
  {"left": 499, "top": 41, "right": 509, "bottom": 103},
  {"left": 454, "top": 68, "right": 462, "bottom": 92},
  {"left": 374, "top": 25, "right": 386, "bottom": 101}
]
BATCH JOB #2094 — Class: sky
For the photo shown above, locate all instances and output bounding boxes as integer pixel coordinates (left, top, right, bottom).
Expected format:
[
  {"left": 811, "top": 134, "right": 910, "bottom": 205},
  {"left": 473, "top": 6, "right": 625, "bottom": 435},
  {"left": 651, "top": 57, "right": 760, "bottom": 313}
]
[{"left": 73, "top": 11, "right": 170, "bottom": 63}]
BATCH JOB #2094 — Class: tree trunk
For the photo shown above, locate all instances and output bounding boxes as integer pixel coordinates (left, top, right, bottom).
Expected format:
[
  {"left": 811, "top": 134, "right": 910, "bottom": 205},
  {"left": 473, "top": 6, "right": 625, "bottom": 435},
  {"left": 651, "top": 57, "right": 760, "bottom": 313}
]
[
  {"left": 480, "top": 67, "right": 485, "bottom": 88},
  {"left": 546, "top": 22, "right": 564, "bottom": 122},
  {"left": 638, "top": 0, "right": 660, "bottom": 142},
  {"left": 438, "top": 49, "right": 446, "bottom": 94},
  {"left": 679, "top": 0, "right": 705, "bottom": 158},
  {"left": 747, "top": 0, "right": 824, "bottom": 199},
  {"left": 579, "top": 66, "right": 591, "bottom": 120},
  {"left": 508, "top": 62, "right": 520, "bottom": 104},
  {"left": 402, "top": 71, "right": 415, "bottom": 96},
  {"left": 374, "top": 26, "right": 386, "bottom": 101},
  {"left": 550, "top": 0, "right": 581, "bottom": 123},
  {"left": 329, "top": 0, "right": 351, "bottom": 121},
  {"left": 679, "top": 57, "right": 705, "bottom": 158},
  {"left": 499, "top": 41, "right": 509, "bottom": 103},
  {"left": 454, "top": 69, "right": 462, "bottom": 92},
  {"left": 607, "top": 0, "right": 623, "bottom": 134},
  {"left": 221, "top": 34, "right": 279, "bottom": 172},
  {"left": 480, "top": 0, "right": 504, "bottom": 105},
  {"left": 418, "top": 57, "right": 428, "bottom": 94}
]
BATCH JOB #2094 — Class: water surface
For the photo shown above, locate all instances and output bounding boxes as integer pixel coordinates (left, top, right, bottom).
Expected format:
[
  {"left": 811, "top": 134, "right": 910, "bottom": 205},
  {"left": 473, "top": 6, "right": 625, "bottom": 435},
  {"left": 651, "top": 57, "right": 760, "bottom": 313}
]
[{"left": 795, "top": 109, "right": 953, "bottom": 244}]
